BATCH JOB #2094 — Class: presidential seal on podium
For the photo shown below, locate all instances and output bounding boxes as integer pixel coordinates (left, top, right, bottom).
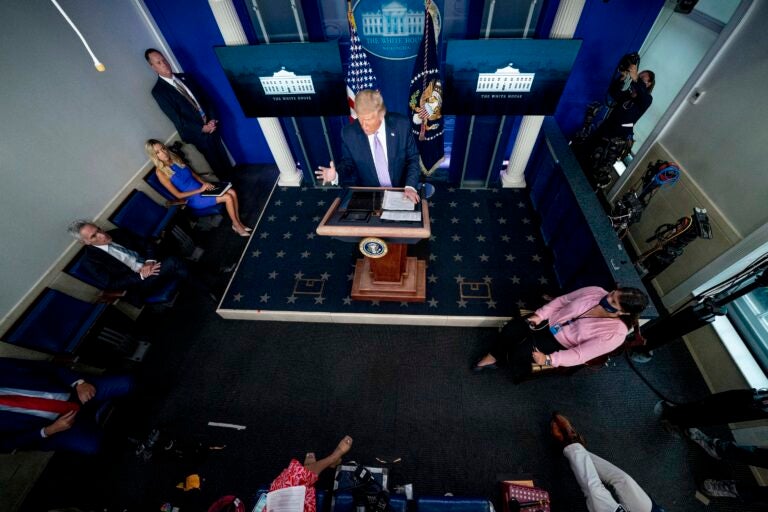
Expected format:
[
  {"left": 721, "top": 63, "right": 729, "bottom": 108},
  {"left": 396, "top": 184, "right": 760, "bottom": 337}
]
[{"left": 359, "top": 237, "right": 388, "bottom": 259}]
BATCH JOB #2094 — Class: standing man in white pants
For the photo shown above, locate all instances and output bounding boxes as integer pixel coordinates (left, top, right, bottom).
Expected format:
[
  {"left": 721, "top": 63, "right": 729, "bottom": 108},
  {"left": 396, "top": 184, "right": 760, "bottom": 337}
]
[{"left": 551, "top": 413, "right": 666, "bottom": 512}]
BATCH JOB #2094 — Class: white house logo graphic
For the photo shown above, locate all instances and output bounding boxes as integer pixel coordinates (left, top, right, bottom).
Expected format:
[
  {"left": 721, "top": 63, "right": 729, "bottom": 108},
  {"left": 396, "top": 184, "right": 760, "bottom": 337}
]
[
  {"left": 476, "top": 64, "right": 535, "bottom": 93},
  {"left": 259, "top": 67, "right": 316, "bottom": 95},
  {"left": 356, "top": 0, "right": 435, "bottom": 60},
  {"left": 361, "top": 1, "right": 422, "bottom": 37}
]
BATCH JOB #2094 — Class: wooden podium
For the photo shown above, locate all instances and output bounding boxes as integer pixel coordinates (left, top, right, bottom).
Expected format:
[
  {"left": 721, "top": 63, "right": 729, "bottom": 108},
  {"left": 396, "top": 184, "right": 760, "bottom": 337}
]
[{"left": 316, "top": 188, "right": 430, "bottom": 302}]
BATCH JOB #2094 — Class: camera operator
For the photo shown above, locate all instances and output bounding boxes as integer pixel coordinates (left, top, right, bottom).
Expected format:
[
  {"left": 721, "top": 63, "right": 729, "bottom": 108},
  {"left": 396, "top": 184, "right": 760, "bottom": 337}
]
[
  {"left": 573, "top": 54, "right": 656, "bottom": 188},
  {"left": 596, "top": 63, "right": 656, "bottom": 141}
]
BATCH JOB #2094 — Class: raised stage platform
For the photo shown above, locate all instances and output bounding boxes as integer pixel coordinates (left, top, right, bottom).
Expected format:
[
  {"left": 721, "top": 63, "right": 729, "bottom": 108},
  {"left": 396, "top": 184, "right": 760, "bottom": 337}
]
[{"left": 217, "top": 182, "right": 558, "bottom": 326}]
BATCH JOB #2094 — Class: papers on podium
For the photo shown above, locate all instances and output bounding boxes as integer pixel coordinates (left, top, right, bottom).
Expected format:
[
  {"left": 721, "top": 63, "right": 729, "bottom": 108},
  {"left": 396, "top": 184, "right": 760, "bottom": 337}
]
[
  {"left": 381, "top": 190, "right": 421, "bottom": 222},
  {"left": 382, "top": 190, "right": 415, "bottom": 211},
  {"left": 381, "top": 210, "right": 422, "bottom": 221},
  {"left": 266, "top": 486, "right": 306, "bottom": 512}
]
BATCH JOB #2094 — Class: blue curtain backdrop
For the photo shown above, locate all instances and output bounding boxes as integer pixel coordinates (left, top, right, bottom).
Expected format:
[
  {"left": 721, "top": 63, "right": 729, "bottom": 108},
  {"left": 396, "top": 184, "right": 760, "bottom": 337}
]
[{"left": 145, "top": 0, "right": 664, "bottom": 179}]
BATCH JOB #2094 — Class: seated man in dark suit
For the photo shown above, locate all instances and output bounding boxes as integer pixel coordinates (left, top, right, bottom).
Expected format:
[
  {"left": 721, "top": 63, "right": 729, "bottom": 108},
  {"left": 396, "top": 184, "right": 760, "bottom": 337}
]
[
  {"left": 145, "top": 48, "right": 233, "bottom": 180},
  {"left": 68, "top": 219, "right": 189, "bottom": 305},
  {"left": 0, "top": 358, "right": 134, "bottom": 454},
  {"left": 316, "top": 89, "right": 421, "bottom": 204}
]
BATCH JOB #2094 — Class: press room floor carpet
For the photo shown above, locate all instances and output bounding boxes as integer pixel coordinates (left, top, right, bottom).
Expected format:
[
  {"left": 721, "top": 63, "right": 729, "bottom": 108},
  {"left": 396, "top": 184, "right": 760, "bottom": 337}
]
[
  {"left": 218, "top": 183, "right": 557, "bottom": 323},
  {"left": 20, "top": 166, "right": 763, "bottom": 512}
]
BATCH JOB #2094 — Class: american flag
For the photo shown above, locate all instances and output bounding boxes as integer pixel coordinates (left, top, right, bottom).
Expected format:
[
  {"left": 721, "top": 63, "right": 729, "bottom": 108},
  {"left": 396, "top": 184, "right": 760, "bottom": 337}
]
[{"left": 346, "top": 3, "right": 378, "bottom": 120}]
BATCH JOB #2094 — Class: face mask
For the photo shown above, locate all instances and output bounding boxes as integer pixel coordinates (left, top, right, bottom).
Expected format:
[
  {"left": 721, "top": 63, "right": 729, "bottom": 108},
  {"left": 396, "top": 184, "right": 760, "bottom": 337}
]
[{"left": 599, "top": 295, "right": 619, "bottom": 314}]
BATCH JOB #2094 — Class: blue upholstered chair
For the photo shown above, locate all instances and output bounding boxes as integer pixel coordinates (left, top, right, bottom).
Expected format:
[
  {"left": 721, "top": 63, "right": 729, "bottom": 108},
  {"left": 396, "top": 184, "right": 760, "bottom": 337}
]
[
  {"left": 389, "top": 494, "right": 408, "bottom": 512},
  {"left": 66, "top": 249, "right": 180, "bottom": 306},
  {"left": 316, "top": 489, "right": 328, "bottom": 512},
  {"left": 415, "top": 496, "right": 492, "bottom": 512},
  {"left": 331, "top": 492, "right": 407, "bottom": 512},
  {"left": 145, "top": 169, "right": 224, "bottom": 218},
  {"left": 331, "top": 492, "right": 354, "bottom": 512},
  {"left": 4, "top": 288, "right": 106, "bottom": 354},
  {"left": 111, "top": 188, "right": 203, "bottom": 261},
  {"left": 110, "top": 189, "right": 178, "bottom": 240}
]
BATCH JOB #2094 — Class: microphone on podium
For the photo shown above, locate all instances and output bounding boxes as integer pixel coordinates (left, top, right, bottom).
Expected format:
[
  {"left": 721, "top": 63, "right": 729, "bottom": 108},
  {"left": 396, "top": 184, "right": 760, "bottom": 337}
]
[{"left": 419, "top": 182, "right": 435, "bottom": 200}]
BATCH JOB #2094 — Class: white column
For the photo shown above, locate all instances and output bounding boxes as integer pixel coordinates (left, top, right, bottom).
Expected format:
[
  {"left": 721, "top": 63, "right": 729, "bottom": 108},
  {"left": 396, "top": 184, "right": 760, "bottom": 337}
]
[
  {"left": 549, "top": 0, "right": 587, "bottom": 39},
  {"left": 208, "top": 0, "right": 248, "bottom": 44},
  {"left": 260, "top": 117, "right": 303, "bottom": 185},
  {"left": 500, "top": 0, "right": 586, "bottom": 188},
  {"left": 208, "top": 0, "right": 302, "bottom": 186},
  {"left": 500, "top": 115, "right": 544, "bottom": 187}
]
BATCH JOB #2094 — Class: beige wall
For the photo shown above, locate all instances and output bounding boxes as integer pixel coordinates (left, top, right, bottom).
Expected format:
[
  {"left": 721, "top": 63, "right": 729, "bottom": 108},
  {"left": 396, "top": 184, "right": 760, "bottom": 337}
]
[
  {"left": 620, "top": 0, "right": 767, "bottom": 306},
  {"left": 623, "top": 143, "right": 742, "bottom": 297},
  {"left": 0, "top": 0, "right": 178, "bottom": 327}
]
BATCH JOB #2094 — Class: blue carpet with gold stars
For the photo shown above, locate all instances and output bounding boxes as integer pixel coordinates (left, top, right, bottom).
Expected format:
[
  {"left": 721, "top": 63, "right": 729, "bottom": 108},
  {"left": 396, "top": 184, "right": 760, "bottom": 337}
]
[{"left": 219, "top": 184, "right": 558, "bottom": 317}]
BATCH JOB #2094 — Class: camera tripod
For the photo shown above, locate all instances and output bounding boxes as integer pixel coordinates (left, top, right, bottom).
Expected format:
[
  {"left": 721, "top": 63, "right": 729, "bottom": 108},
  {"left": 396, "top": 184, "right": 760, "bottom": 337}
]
[
  {"left": 610, "top": 160, "right": 680, "bottom": 238},
  {"left": 636, "top": 208, "right": 712, "bottom": 280},
  {"left": 637, "top": 252, "right": 768, "bottom": 354}
]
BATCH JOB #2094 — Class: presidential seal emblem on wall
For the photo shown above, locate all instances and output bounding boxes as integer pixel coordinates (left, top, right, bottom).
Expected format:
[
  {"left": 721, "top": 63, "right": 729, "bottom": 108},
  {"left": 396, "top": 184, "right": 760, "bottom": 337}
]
[
  {"left": 409, "top": 78, "right": 442, "bottom": 141},
  {"left": 359, "top": 237, "right": 388, "bottom": 258}
]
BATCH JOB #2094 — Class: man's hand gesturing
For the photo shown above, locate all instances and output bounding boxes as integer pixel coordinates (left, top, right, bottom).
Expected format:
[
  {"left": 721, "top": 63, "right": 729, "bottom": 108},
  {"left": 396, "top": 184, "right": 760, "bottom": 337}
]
[{"left": 315, "top": 161, "right": 337, "bottom": 185}]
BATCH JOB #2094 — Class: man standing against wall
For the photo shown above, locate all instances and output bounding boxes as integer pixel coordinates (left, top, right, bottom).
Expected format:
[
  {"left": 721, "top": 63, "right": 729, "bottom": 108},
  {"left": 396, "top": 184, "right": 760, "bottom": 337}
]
[{"left": 145, "top": 48, "right": 233, "bottom": 180}]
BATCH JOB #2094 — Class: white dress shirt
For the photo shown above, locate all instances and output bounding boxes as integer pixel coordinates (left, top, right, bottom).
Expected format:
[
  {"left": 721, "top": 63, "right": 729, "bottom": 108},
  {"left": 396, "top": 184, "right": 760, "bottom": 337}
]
[
  {"left": 160, "top": 74, "right": 203, "bottom": 112},
  {"left": 95, "top": 243, "right": 143, "bottom": 273}
]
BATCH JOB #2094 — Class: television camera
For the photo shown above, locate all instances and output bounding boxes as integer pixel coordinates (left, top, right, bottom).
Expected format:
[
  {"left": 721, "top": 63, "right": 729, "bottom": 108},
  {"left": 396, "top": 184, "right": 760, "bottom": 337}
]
[
  {"left": 636, "top": 207, "right": 712, "bottom": 279},
  {"left": 610, "top": 160, "right": 681, "bottom": 237},
  {"left": 571, "top": 52, "right": 644, "bottom": 189},
  {"left": 618, "top": 52, "right": 640, "bottom": 72}
]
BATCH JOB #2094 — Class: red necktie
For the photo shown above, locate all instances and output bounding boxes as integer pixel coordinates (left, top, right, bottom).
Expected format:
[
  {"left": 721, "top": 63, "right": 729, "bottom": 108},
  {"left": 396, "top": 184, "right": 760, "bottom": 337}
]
[{"left": 0, "top": 394, "right": 80, "bottom": 415}]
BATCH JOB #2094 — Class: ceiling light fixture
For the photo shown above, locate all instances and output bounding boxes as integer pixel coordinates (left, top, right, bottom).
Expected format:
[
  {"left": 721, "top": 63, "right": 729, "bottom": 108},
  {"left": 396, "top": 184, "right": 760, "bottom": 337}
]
[{"left": 50, "top": 0, "right": 105, "bottom": 72}]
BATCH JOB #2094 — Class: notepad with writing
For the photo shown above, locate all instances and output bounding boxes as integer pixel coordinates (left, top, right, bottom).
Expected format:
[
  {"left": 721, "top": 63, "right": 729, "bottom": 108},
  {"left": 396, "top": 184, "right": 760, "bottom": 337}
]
[
  {"left": 266, "top": 486, "right": 306, "bottom": 512},
  {"left": 201, "top": 181, "right": 232, "bottom": 197}
]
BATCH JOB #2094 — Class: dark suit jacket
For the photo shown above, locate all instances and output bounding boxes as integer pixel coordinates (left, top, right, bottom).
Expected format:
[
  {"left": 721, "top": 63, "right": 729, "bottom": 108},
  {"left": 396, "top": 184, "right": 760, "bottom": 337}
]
[
  {"left": 80, "top": 230, "right": 157, "bottom": 292},
  {"left": 151, "top": 73, "right": 216, "bottom": 145},
  {"left": 337, "top": 112, "right": 421, "bottom": 189},
  {"left": 0, "top": 358, "right": 82, "bottom": 453},
  {"left": 599, "top": 77, "right": 653, "bottom": 138}
]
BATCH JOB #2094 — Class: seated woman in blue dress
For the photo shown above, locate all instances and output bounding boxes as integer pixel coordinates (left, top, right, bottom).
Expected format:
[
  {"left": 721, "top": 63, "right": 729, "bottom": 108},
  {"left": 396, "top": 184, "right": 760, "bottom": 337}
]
[{"left": 145, "top": 139, "right": 250, "bottom": 236}]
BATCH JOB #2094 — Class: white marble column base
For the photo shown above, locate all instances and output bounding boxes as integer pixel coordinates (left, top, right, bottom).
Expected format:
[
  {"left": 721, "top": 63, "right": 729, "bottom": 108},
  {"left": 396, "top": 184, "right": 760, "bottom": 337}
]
[
  {"left": 500, "top": 170, "right": 526, "bottom": 188},
  {"left": 278, "top": 169, "right": 303, "bottom": 187}
]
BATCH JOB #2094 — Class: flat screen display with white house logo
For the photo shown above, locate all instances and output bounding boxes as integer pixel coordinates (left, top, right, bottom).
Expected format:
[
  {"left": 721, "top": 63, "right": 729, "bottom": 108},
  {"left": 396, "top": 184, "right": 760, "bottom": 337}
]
[
  {"left": 443, "top": 39, "right": 582, "bottom": 115},
  {"left": 214, "top": 42, "right": 347, "bottom": 117}
]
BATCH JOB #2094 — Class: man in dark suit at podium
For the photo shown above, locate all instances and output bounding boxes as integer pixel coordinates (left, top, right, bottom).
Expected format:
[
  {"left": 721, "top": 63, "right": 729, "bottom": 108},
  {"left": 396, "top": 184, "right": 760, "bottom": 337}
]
[
  {"left": 316, "top": 89, "right": 421, "bottom": 204},
  {"left": 145, "top": 48, "right": 233, "bottom": 180}
]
